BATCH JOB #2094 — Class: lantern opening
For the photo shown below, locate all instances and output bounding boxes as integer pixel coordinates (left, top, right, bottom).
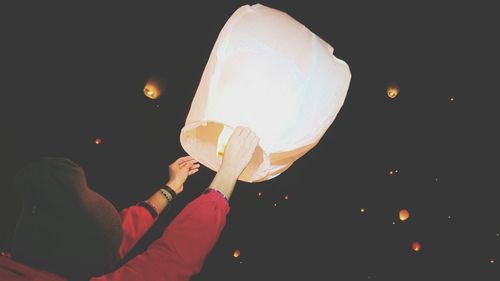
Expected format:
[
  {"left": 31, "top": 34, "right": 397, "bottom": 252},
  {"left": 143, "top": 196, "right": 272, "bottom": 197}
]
[{"left": 180, "top": 121, "right": 268, "bottom": 182}]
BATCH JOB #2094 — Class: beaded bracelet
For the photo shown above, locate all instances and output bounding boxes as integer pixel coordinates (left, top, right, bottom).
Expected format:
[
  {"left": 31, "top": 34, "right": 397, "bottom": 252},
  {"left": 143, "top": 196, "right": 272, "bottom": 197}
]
[{"left": 159, "top": 188, "right": 173, "bottom": 203}]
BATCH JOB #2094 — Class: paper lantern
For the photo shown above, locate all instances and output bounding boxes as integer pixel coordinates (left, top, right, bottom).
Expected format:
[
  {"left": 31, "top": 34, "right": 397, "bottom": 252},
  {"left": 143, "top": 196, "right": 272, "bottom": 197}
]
[
  {"left": 143, "top": 76, "right": 165, "bottom": 99},
  {"left": 233, "top": 249, "right": 241, "bottom": 258},
  {"left": 399, "top": 209, "right": 410, "bottom": 221},
  {"left": 180, "top": 4, "right": 351, "bottom": 182},
  {"left": 412, "top": 241, "right": 421, "bottom": 252},
  {"left": 387, "top": 84, "right": 399, "bottom": 99}
]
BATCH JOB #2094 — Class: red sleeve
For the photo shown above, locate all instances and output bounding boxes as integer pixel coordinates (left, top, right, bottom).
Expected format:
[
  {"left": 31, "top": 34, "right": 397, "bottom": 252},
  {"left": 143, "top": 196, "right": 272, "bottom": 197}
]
[
  {"left": 117, "top": 203, "right": 158, "bottom": 260},
  {"left": 92, "top": 189, "right": 229, "bottom": 281}
]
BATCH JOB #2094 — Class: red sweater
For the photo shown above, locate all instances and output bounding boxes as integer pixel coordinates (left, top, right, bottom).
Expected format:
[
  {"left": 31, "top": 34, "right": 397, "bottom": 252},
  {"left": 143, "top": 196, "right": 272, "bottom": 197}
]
[{"left": 0, "top": 189, "right": 229, "bottom": 281}]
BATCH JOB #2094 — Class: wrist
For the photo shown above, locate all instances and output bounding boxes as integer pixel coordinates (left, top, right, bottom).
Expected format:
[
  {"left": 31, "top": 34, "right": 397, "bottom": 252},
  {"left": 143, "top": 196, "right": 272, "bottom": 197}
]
[
  {"left": 165, "top": 180, "right": 181, "bottom": 194},
  {"left": 218, "top": 165, "right": 241, "bottom": 181}
]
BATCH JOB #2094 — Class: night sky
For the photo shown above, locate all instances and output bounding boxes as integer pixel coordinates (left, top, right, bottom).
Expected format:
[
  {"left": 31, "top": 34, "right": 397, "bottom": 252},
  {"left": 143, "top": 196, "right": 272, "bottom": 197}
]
[{"left": 2, "top": 1, "right": 499, "bottom": 280}]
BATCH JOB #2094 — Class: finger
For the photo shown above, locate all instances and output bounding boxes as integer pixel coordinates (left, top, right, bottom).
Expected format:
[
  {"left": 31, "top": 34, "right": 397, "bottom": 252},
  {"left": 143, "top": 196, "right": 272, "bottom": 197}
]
[
  {"left": 250, "top": 136, "right": 259, "bottom": 150},
  {"left": 180, "top": 159, "right": 198, "bottom": 167},
  {"left": 188, "top": 168, "right": 199, "bottom": 175},
  {"left": 190, "top": 163, "right": 201, "bottom": 169},
  {"left": 240, "top": 127, "right": 251, "bottom": 138},
  {"left": 234, "top": 126, "right": 244, "bottom": 136},
  {"left": 247, "top": 130, "right": 256, "bottom": 141},
  {"left": 175, "top": 156, "right": 194, "bottom": 165},
  {"left": 181, "top": 162, "right": 195, "bottom": 170},
  {"left": 247, "top": 136, "right": 258, "bottom": 152}
]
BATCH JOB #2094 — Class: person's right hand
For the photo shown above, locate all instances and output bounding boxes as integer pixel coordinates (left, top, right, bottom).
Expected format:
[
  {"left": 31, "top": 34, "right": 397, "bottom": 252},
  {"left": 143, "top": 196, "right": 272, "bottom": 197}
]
[{"left": 220, "top": 126, "right": 259, "bottom": 178}]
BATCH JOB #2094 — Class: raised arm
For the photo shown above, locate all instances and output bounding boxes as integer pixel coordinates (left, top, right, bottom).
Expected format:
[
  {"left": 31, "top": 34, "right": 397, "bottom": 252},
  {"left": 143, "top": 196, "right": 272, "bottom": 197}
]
[
  {"left": 94, "top": 127, "right": 258, "bottom": 281},
  {"left": 117, "top": 156, "right": 200, "bottom": 260}
]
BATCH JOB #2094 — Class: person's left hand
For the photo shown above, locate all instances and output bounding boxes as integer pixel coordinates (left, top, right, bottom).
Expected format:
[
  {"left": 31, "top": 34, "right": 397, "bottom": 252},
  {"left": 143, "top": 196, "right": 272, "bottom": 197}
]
[{"left": 166, "top": 156, "right": 200, "bottom": 194}]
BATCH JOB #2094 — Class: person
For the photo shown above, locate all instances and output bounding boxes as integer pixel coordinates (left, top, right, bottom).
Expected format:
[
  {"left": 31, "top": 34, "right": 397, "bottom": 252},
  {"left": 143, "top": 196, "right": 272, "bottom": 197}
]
[{"left": 0, "top": 126, "right": 259, "bottom": 281}]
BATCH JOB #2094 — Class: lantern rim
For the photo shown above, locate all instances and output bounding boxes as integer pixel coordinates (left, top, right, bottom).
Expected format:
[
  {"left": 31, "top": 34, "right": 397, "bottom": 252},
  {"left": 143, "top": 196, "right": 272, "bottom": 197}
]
[{"left": 180, "top": 120, "right": 270, "bottom": 183}]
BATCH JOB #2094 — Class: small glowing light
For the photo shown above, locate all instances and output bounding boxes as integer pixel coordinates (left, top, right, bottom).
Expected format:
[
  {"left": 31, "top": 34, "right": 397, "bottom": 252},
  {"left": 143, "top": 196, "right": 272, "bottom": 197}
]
[
  {"left": 496, "top": 233, "right": 499, "bottom": 237},
  {"left": 284, "top": 195, "right": 289, "bottom": 200},
  {"left": 392, "top": 221, "right": 396, "bottom": 225},
  {"left": 412, "top": 241, "right": 421, "bottom": 252},
  {"left": 395, "top": 169, "right": 398, "bottom": 173},
  {"left": 490, "top": 259, "right": 495, "bottom": 264},
  {"left": 389, "top": 170, "right": 394, "bottom": 175},
  {"left": 387, "top": 85, "right": 399, "bottom": 99},
  {"left": 233, "top": 249, "right": 241, "bottom": 258},
  {"left": 143, "top": 76, "right": 165, "bottom": 100},
  {"left": 274, "top": 203, "right": 278, "bottom": 207},
  {"left": 258, "top": 192, "right": 263, "bottom": 197},
  {"left": 94, "top": 138, "right": 102, "bottom": 145},
  {"left": 399, "top": 209, "right": 410, "bottom": 221},
  {"left": 435, "top": 178, "right": 439, "bottom": 182},
  {"left": 217, "top": 126, "right": 233, "bottom": 159},
  {"left": 450, "top": 97, "right": 454, "bottom": 102},
  {"left": 361, "top": 208, "right": 365, "bottom": 213},
  {"left": 448, "top": 215, "right": 452, "bottom": 219}
]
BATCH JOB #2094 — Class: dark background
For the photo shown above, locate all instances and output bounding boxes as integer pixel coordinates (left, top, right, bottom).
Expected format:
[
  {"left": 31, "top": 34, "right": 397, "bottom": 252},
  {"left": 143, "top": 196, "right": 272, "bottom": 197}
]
[{"left": 1, "top": 1, "right": 499, "bottom": 280}]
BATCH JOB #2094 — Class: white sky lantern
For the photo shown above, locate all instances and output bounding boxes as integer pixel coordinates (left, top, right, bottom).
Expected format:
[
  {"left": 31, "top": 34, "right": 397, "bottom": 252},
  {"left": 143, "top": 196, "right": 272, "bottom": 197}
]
[{"left": 180, "top": 4, "right": 351, "bottom": 182}]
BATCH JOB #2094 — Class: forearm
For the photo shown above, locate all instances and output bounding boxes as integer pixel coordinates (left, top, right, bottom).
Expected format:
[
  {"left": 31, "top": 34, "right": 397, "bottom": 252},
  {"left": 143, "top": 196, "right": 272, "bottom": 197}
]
[
  {"left": 208, "top": 167, "right": 240, "bottom": 200},
  {"left": 117, "top": 186, "right": 177, "bottom": 259},
  {"left": 93, "top": 189, "right": 229, "bottom": 281},
  {"left": 147, "top": 182, "right": 179, "bottom": 214},
  {"left": 146, "top": 189, "right": 169, "bottom": 214}
]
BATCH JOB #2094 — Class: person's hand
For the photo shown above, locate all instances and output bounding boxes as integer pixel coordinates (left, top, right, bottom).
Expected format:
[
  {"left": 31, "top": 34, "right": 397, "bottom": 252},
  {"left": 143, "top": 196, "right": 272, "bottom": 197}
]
[
  {"left": 166, "top": 156, "right": 200, "bottom": 194},
  {"left": 220, "top": 127, "right": 259, "bottom": 178}
]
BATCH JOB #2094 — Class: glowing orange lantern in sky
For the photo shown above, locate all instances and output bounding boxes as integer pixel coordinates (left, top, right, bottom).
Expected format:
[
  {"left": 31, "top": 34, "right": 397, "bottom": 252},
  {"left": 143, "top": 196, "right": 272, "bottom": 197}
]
[
  {"left": 143, "top": 76, "right": 165, "bottom": 100},
  {"left": 412, "top": 241, "right": 421, "bottom": 252},
  {"left": 399, "top": 209, "right": 410, "bottom": 221},
  {"left": 94, "top": 138, "right": 102, "bottom": 145},
  {"left": 233, "top": 249, "right": 241, "bottom": 258},
  {"left": 387, "top": 84, "right": 399, "bottom": 99}
]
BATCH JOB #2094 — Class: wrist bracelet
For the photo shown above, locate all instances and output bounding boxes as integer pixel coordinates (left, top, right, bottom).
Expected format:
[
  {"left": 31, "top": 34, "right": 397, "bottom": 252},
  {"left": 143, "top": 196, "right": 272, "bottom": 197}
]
[
  {"left": 160, "top": 188, "right": 174, "bottom": 203},
  {"left": 163, "top": 184, "right": 178, "bottom": 200}
]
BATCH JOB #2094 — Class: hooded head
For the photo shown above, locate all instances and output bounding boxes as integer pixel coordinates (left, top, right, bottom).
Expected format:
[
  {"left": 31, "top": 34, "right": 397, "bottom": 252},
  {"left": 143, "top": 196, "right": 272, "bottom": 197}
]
[{"left": 11, "top": 158, "right": 123, "bottom": 280}]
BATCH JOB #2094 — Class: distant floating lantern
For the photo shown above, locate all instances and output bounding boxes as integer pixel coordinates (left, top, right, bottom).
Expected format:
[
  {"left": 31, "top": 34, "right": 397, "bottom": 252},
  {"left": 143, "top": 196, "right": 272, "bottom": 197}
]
[
  {"left": 233, "top": 249, "right": 241, "bottom": 258},
  {"left": 412, "top": 241, "right": 421, "bottom": 252},
  {"left": 94, "top": 138, "right": 102, "bottom": 145},
  {"left": 284, "top": 195, "right": 289, "bottom": 200},
  {"left": 361, "top": 208, "right": 365, "bottom": 213},
  {"left": 143, "top": 76, "right": 165, "bottom": 100},
  {"left": 399, "top": 209, "right": 410, "bottom": 221},
  {"left": 258, "top": 192, "right": 263, "bottom": 197},
  {"left": 387, "top": 84, "right": 399, "bottom": 99}
]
